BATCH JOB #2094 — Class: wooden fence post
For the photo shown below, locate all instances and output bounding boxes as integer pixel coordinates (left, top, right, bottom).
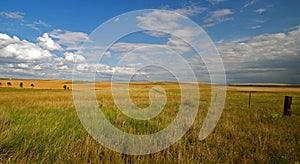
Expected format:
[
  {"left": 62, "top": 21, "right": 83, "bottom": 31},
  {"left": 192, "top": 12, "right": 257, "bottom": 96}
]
[
  {"left": 248, "top": 91, "right": 252, "bottom": 109},
  {"left": 284, "top": 96, "right": 292, "bottom": 116}
]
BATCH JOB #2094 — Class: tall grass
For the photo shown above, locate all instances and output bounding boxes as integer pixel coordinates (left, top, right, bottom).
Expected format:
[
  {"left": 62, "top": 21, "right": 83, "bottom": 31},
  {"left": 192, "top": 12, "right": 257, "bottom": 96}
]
[{"left": 0, "top": 85, "right": 299, "bottom": 163}]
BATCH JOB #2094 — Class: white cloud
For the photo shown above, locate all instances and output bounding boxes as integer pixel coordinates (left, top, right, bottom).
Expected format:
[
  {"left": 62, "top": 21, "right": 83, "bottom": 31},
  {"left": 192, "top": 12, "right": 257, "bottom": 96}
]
[
  {"left": 33, "top": 65, "right": 42, "bottom": 70},
  {"left": 135, "top": 10, "right": 205, "bottom": 54},
  {"left": 64, "top": 52, "right": 75, "bottom": 61},
  {"left": 240, "top": 0, "right": 257, "bottom": 12},
  {"left": 114, "top": 17, "right": 120, "bottom": 22},
  {"left": 207, "top": 0, "right": 226, "bottom": 5},
  {"left": 49, "top": 29, "right": 91, "bottom": 50},
  {"left": 25, "top": 20, "right": 50, "bottom": 30},
  {"left": 64, "top": 52, "right": 86, "bottom": 62},
  {"left": 0, "top": 32, "right": 93, "bottom": 80},
  {"left": 74, "top": 63, "right": 144, "bottom": 78},
  {"left": 111, "top": 42, "right": 165, "bottom": 53},
  {"left": 137, "top": 10, "right": 182, "bottom": 36},
  {"left": 174, "top": 6, "right": 206, "bottom": 16},
  {"left": 0, "top": 11, "right": 24, "bottom": 20},
  {"left": 211, "top": 9, "right": 233, "bottom": 18},
  {"left": 217, "top": 25, "right": 300, "bottom": 83},
  {"left": 203, "top": 9, "right": 234, "bottom": 27},
  {"left": 7, "top": 64, "right": 14, "bottom": 68},
  {"left": 244, "top": 0, "right": 256, "bottom": 8},
  {"left": 110, "top": 41, "right": 192, "bottom": 56},
  {"left": 17, "top": 63, "right": 29, "bottom": 68},
  {"left": 0, "top": 33, "right": 53, "bottom": 61},
  {"left": 166, "top": 36, "right": 191, "bottom": 53},
  {"left": 103, "top": 51, "right": 111, "bottom": 57},
  {"left": 33, "top": 20, "right": 48, "bottom": 26},
  {"left": 2, "top": 43, "right": 51, "bottom": 60},
  {"left": 0, "top": 33, "right": 12, "bottom": 40},
  {"left": 37, "top": 33, "right": 62, "bottom": 51},
  {"left": 255, "top": 8, "right": 266, "bottom": 14},
  {"left": 0, "top": 34, "right": 21, "bottom": 48},
  {"left": 57, "top": 65, "right": 69, "bottom": 70},
  {"left": 166, "top": 27, "right": 202, "bottom": 54},
  {"left": 249, "top": 25, "right": 262, "bottom": 29}
]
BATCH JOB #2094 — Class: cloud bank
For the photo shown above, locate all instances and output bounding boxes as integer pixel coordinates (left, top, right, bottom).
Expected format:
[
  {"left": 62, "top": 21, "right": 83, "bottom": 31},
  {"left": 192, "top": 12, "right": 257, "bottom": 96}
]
[{"left": 0, "top": 7, "right": 299, "bottom": 84}]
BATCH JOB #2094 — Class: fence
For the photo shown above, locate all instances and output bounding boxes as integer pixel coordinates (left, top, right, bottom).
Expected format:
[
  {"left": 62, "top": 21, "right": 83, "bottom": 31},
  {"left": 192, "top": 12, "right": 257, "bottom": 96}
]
[{"left": 246, "top": 91, "right": 300, "bottom": 116}]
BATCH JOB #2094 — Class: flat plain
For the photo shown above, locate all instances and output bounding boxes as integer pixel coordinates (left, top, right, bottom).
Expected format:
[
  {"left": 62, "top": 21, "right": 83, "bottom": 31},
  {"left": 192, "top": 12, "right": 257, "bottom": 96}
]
[{"left": 0, "top": 79, "right": 299, "bottom": 163}]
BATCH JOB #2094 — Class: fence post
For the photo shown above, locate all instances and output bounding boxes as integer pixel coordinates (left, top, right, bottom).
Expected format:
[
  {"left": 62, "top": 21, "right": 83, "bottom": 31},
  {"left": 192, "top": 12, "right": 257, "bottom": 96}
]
[
  {"left": 248, "top": 91, "right": 252, "bottom": 109},
  {"left": 283, "top": 96, "right": 292, "bottom": 116}
]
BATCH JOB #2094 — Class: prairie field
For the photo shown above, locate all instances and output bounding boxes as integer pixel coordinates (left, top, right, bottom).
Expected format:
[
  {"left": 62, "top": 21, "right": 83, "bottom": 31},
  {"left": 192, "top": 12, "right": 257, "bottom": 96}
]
[{"left": 0, "top": 80, "right": 299, "bottom": 163}]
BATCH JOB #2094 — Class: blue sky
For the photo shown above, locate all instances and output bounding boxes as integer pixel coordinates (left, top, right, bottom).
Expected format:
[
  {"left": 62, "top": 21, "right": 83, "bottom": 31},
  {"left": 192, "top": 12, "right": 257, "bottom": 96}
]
[{"left": 0, "top": 0, "right": 300, "bottom": 83}]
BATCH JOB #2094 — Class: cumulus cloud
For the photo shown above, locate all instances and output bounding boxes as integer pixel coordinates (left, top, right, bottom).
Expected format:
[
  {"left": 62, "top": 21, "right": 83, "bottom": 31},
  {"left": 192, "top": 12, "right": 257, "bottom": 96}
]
[
  {"left": 0, "top": 33, "right": 53, "bottom": 61},
  {"left": 17, "top": 63, "right": 29, "bottom": 68},
  {"left": 217, "top": 25, "right": 300, "bottom": 83},
  {"left": 37, "top": 33, "right": 62, "bottom": 51},
  {"left": 0, "top": 32, "right": 87, "bottom": 80},
  {"left": 74, "top": 63, "right": 145, "bottom": 81},
  {"left": 0, "top": 33, "right": 13, "bottom": 40},
  {"left": 64, "top": 52, "right": 86, "bottom": 62},
  {"left": 0, "top": 6, "right": 299, "bottom": 83},
  {"left": 0, "top": 11, "right": 25, "bottom": 20},
  {"left": 49, "top": 29, "right": 91, "bottom": 50}
]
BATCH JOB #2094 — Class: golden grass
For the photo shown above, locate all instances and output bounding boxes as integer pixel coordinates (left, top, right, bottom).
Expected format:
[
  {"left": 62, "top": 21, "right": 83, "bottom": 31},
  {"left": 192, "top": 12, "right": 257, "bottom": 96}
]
[
  {"left": 228, "top": 86, "right": 300, "bottom": 92},
  {"left": 0, "top": 79, "right": 211, "bottom": 90},
  {"left": 0, "top": 79, "right": 71, "bottom": 89},
  {"left": 0, "top": 80, "right": 299, "bottom": 163}
]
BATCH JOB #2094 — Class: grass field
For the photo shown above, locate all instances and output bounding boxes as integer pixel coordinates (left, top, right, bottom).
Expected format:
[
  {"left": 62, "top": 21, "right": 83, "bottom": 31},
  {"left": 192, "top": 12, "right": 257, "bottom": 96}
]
[{"left": 0, "top": 80, "right": 299, "bottom": 163}]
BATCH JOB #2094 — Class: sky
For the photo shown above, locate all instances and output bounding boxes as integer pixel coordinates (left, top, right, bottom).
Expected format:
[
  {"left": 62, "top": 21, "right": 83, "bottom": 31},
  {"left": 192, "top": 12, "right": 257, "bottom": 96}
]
[{"left": 0, "top": 0, "right": 300, "bottom": 84}]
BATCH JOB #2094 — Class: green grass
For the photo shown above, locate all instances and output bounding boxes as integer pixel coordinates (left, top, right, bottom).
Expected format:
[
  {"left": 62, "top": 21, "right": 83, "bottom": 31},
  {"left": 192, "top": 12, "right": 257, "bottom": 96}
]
[{"left": 0, "top": 86, "right": 299, "bottom": 163}]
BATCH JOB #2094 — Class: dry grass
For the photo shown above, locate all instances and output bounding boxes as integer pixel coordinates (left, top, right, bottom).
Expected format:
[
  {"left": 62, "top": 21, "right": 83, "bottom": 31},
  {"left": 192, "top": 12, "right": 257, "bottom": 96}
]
[
  {"left": 0, "top": 81, "right": 299, "bottom": 163},
  {"left": 228, "top": 86, "right": 300, "bottom": 92}
]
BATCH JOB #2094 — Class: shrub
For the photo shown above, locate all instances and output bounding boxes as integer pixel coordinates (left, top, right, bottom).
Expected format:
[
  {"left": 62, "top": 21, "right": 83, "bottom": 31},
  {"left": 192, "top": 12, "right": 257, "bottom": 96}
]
[
  {"left": 30, "top": 83, "right": 34, "bottom": 88},
  {"left": 7, "top": 82, "right": 11, "bottom": 86},
  {"left": 20, "top": 82, "right": 23, "bottom": 88}
]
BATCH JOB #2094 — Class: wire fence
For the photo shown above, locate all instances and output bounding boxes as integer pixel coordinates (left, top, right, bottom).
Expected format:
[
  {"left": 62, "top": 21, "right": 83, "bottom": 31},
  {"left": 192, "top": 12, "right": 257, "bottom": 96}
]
[{"left": 244, "top": 91, "right": 300, "bottom": 115}]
